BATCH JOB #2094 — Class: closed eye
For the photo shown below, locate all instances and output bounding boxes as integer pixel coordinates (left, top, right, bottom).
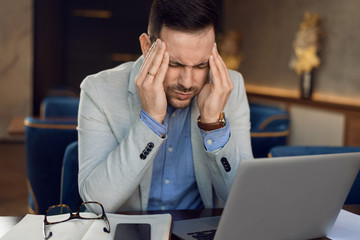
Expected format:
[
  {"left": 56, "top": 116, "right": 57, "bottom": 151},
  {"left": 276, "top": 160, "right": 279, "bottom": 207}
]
[
  {"left": 168, "top": 61, "right": 209, "bottom": 69},
  {"left": 195, "top": 63, "right": 209, "bottom": 69},
  {"left": 169, "top": 63, "right": 181, "bottom": 68}
]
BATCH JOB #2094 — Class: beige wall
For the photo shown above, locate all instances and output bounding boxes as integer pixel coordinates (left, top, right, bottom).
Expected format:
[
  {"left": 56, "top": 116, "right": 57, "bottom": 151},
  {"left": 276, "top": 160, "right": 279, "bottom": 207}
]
[
  {"left": 224, "top": 0, "right": 360, "bottom": 146},
  {"left": 224, "top": 0, "right": 360, "bottom": 100},
  {"left": 0, "top": 0, "right": 32, "bottom": 140}
]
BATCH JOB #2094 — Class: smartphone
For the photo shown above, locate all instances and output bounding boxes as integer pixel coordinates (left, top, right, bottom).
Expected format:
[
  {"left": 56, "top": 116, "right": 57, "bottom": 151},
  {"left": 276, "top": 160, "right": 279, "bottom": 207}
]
[{"left": 114, "top": 223, "right": 151, "bottom": 240}]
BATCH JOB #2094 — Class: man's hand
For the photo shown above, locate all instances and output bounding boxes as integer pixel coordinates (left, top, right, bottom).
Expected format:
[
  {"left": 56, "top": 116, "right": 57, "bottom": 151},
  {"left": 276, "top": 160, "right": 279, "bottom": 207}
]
[
  {"left": 136, "top": 39, "right": 169, "bottom": 123},
  {"left": 197, "top": 43, "right": 234, "bottom": 123}
]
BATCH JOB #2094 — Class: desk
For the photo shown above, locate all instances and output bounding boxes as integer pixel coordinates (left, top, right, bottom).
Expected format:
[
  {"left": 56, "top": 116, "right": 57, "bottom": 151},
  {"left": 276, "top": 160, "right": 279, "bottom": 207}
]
[{"left": 1, "top": 205, "right": 359, "bottom": 239}]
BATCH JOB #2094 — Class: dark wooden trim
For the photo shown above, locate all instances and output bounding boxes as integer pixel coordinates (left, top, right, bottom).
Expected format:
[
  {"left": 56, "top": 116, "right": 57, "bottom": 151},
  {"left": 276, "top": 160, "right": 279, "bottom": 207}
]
[{"left": 344, "top": 112, "right": 360, "bottom": 146}]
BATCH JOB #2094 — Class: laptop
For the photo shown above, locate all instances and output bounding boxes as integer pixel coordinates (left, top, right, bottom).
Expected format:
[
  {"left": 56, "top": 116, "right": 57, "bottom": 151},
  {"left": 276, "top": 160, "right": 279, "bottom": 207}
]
[{"left": 172, "top": 152, "right": 360, "bottom": 240}]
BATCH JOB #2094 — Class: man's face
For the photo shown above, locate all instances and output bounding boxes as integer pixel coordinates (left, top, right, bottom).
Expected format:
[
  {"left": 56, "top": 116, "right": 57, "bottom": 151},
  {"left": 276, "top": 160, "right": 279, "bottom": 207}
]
[{"left": 160, "top": 26, "right": 215, "bottom": 109}]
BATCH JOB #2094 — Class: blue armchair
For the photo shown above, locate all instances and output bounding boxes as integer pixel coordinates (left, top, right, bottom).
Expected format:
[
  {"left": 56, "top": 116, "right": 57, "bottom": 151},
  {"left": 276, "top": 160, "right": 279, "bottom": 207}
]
[
  {"left": 269, "top": 146, "right": 360, "bottom": 204},
  {"left": 61, "top": 141, "right": 82, "bottom": 211},
  {"left": 249, "top": 103, "right": 290, "bottom": 158},
  {"left": 40, "top": 96, "right": 79, "bottom": 119},
  {"left": 25, "top": 117, "right": 77, "bottom": 214}
]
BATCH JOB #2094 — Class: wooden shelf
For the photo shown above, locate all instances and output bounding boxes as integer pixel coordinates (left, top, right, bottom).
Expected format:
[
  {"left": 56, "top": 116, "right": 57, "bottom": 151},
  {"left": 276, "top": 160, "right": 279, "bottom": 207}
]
[
  {"left": 245, "top": 84, "right": 360, "bottom": 113},
  {"left": 7, "top": 117, "right": 25, "bottom": 136}
]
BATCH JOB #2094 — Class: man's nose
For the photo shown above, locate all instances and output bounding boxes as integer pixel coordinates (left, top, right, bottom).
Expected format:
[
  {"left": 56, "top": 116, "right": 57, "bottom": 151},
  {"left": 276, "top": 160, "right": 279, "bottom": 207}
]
[{"left": 179, "top": 67, "right": 193, "bottom": 90}]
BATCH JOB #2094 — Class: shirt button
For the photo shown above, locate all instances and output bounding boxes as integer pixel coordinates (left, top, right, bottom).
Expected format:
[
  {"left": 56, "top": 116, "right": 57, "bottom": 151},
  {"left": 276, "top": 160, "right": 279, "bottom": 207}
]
[
  {"left": 168, "top": 147, "right": 173, "bottom": 152},
  {"left": 171, "top": 113, "right": 176, "bottom": 117},
  {"left": 207, "top": 139, "right": 213, "bottom": 145},
  {"left": 165, "top": 179, "right": 170, "bottom": 184}
]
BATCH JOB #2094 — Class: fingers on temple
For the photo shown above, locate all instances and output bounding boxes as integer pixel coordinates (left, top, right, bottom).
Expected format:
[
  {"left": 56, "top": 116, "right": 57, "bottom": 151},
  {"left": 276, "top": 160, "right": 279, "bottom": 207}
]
[
  {"left": 209, "top": 55, "right": 220, "bottom": 82},
  {"left": 139, "top": 39, "right": 159, "bottom": 77},
  {"left": 211, "top": 43, "right": 233, "bottom": 89},
  {"left": 142, "top": 39, "right": 166, "bottom": 80},
  {"left": 155, "top": 52, "right": 169, "bottom": 84},
  {"left": 148, "top": 40, "right": 167, "bottom": 77}
]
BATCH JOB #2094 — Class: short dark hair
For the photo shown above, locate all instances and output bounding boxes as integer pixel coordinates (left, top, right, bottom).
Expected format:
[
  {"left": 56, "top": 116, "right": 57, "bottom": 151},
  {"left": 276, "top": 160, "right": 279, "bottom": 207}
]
[{"left": 148, "top": 0, "right": 218, "bottom": 42}]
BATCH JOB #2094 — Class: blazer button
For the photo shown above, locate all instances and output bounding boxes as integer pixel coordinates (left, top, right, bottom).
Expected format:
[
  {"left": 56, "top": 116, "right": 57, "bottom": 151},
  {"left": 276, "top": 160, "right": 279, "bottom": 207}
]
[
  {"left": 221, "top": 157, "right": 231, "bottom": 172},
  {"left": 140, "top": 142, "right": 155, "bottom": 160},
  {"left": 140, "top": 153, "right": 146, "bottom": 160}
]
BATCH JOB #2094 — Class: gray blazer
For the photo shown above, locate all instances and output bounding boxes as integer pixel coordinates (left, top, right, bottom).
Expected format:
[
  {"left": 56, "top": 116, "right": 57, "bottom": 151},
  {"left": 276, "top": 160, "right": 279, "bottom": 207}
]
[{"left": 77, "top": 57, "right": 253, "bottom": 212}]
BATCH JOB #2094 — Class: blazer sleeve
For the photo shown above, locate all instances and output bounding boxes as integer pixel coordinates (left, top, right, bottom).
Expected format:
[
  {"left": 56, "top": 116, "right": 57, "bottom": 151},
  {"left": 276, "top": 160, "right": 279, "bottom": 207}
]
[
  {"left": 204, "top": 71, "right": 253, "bottom": 205},
  {"left": 77, "top": 74, "right": 166, "bottom": 212}
]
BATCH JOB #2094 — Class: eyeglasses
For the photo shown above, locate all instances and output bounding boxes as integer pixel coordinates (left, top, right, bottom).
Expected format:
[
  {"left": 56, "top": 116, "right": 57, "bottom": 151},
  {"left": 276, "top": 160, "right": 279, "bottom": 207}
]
[{"left": 43, "top": 201, "right": 110, "bottom": 240}]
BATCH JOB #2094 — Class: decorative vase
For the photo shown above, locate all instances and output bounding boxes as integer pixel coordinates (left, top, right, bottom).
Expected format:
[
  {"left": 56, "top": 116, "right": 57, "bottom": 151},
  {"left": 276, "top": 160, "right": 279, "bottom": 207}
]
[{"left": 300, "top": 71, "right": 313, "bottom": 99}]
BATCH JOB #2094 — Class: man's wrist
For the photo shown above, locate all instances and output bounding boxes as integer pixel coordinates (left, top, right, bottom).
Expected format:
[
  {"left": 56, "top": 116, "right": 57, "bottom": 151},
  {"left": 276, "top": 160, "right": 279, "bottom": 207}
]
[{"left": 200, "top": 117, "right": 230, "bottom": 152}]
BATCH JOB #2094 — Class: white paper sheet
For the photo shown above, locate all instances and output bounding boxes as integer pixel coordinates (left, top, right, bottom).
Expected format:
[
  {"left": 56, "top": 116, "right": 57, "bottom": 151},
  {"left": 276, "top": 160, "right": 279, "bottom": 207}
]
[
  {"left": 0, "top": 213, "right": 171, "bottom": 240},
  {"left": 327, "top": 209, "right": 360, "bottom": 240}
]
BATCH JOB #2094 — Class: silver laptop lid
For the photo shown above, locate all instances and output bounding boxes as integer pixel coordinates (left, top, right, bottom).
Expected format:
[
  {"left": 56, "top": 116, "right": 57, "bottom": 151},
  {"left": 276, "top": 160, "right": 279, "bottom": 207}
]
[{"left": 215, "top": 152, "right": 360, "bottom": 240}]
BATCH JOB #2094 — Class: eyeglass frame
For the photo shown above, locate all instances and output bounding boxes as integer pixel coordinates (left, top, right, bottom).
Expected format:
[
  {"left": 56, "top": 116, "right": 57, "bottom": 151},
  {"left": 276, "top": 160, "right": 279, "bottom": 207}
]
[{"left": 43, "top": 201, "right": 110, "bottom": 240}]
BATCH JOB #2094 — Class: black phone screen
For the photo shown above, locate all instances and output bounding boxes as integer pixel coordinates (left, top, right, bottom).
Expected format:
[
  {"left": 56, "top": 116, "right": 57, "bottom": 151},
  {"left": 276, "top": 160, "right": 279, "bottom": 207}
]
[{"left": 114, "top": 223, "right": 151, "bottom": 240}]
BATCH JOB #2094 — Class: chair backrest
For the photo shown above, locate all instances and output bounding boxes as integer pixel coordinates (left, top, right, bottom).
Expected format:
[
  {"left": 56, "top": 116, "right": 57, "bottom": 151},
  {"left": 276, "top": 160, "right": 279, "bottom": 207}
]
[
  {"left": 249, "top": 103, "right": 290, "bottom": 158},
  {"left": 40, "top": 96, "right": 79, "bottom": 119},
  {"left": 61, "top": 141, "right": 83, "bottom": 212},
  {"left": 25, "top": 117, "right": 78, "bottom": 214},
  {"left": 269, "top": 146, "right": 360, "bottom": 204}
]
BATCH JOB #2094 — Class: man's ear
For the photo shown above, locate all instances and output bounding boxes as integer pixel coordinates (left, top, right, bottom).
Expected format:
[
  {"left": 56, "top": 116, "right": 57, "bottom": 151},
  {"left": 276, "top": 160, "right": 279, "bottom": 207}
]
[{"left": 139, "top": 33, "right": 152, "bottom": 57}]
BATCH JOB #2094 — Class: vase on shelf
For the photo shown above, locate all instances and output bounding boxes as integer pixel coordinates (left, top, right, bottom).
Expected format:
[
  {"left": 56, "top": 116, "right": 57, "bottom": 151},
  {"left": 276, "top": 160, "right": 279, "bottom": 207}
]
[{"left": 300, "top": 71, "right": 313, "bottom": 99}]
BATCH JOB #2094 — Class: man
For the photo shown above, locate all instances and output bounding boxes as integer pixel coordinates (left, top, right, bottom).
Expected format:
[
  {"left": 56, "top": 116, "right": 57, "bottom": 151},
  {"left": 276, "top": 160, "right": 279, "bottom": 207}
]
[{"left": 77, "top": 0, "right": 253, "bottom": 213}]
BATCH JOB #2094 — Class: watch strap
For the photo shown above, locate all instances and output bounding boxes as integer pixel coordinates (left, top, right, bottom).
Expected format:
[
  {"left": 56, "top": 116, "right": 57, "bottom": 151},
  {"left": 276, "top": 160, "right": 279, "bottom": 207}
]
[{"left": 197, "top": 112, "right": 226, "bottom": 131}]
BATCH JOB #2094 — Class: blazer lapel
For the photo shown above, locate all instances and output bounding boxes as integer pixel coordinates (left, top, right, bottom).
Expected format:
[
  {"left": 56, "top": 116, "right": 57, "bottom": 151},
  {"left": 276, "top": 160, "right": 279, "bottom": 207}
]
[{"left": 190, "top": 99, "right": 213, "bottom": 208}]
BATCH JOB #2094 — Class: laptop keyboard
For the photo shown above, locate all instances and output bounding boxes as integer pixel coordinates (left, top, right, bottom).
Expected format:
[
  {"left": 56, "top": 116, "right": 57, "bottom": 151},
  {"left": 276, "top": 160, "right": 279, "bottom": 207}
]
[{"left": 186, "top": 229, "right": 216, "bottom": 239}]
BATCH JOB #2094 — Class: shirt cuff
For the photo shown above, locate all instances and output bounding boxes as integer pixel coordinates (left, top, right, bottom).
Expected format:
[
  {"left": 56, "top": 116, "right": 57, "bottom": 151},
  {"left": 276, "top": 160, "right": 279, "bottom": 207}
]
[
  {"left": 200, "top": 118, "right": 230, "bottom": 152},
  {"left": 140, "top": 109, "right": 167, "bottom": 138}
]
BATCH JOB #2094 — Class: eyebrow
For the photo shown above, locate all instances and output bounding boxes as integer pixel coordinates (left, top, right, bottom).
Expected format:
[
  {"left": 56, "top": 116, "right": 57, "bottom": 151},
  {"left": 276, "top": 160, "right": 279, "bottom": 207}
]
[{"left": 169, "top": 59, "right": 209, "bottom": 68}]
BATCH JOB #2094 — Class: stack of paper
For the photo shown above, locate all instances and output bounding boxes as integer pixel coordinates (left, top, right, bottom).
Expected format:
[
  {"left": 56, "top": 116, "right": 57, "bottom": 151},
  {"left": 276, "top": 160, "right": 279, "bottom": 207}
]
[{"left": 1, "top": 213, "right": 172, "bottom": 240}]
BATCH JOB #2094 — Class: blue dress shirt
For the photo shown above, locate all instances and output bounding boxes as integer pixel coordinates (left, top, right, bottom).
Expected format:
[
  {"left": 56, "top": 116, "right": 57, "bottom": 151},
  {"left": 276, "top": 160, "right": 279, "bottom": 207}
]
[{"left": 140, "top": 105, "right": 230, "bottom": 210}]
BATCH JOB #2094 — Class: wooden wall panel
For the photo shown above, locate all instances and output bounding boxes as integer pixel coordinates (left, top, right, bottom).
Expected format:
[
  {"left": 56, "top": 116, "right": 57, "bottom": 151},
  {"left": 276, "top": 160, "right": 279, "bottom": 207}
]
[{"left": 345, "top": 112, "right": 360, "bottom": 146}]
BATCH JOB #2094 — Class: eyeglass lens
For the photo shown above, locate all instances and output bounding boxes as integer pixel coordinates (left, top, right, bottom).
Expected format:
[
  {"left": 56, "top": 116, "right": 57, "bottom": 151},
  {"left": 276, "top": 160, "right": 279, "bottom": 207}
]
[
  {"left": 46, "top": 205, "right": 72, "bottom": 223},
  {"left": 79, "top": 202, "right": 104, "bottom": 218}
]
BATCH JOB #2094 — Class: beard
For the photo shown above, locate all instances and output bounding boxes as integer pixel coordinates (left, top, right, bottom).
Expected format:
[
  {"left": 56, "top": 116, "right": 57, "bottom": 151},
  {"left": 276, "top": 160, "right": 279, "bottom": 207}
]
[{"left": 165, "top": 84, "right": 200, "bottom": 109}]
